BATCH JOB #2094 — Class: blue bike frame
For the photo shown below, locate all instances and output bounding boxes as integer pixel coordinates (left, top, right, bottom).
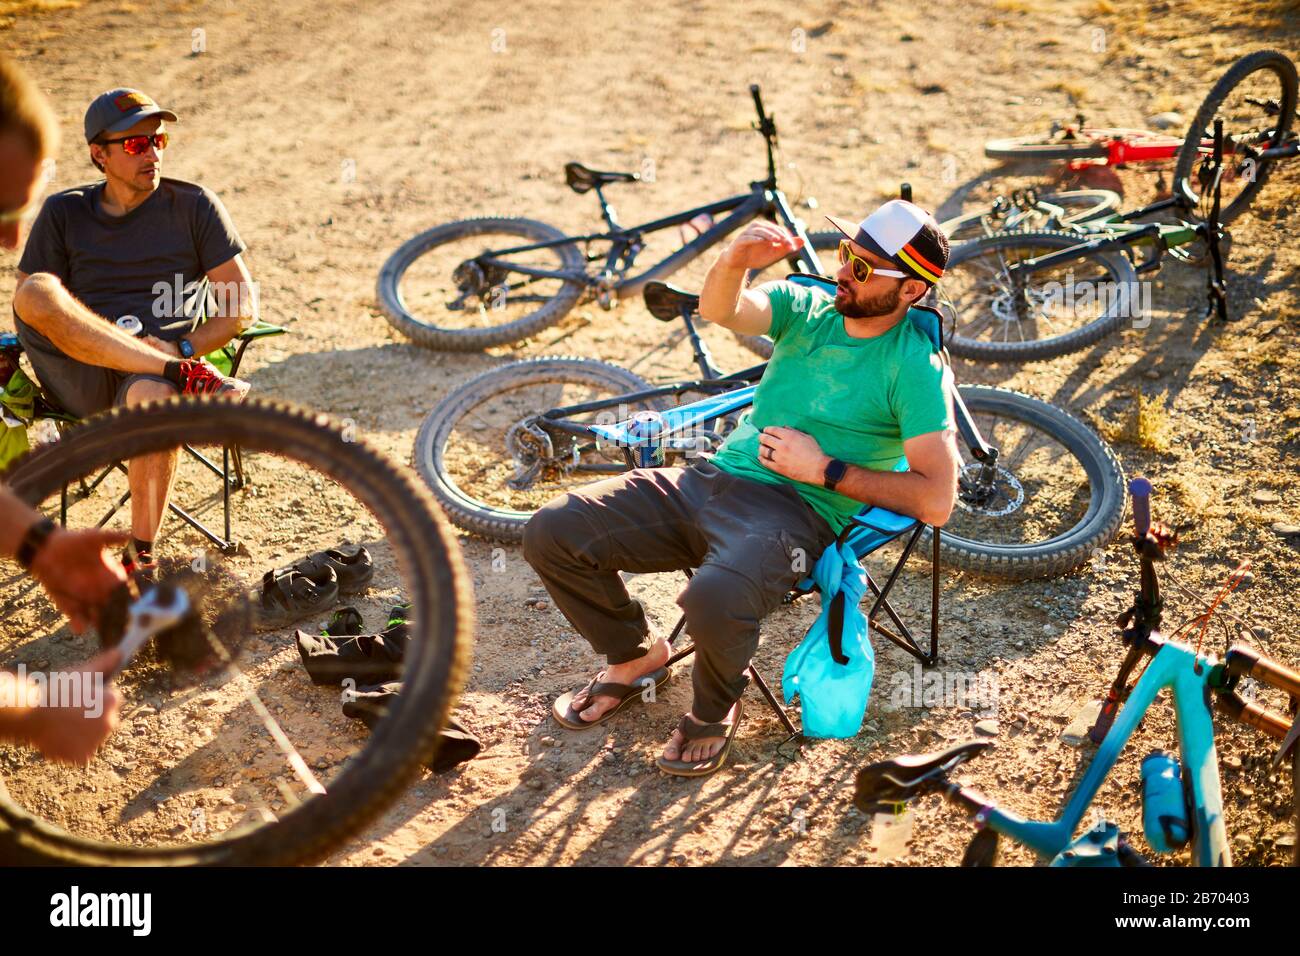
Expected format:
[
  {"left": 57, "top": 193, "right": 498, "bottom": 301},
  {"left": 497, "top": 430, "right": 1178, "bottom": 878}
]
[{"left": 978, "top": 634, "right": 1229, "bottom": 866}]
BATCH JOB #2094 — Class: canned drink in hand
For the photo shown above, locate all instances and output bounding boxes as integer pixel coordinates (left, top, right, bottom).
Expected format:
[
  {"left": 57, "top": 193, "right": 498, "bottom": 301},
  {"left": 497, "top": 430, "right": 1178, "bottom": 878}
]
[
  {"left": 625, "top": 410, "right": 666, "bottom": 468},
  {"left": 115, "top": 315, "right": 144, "bottom": 337}
]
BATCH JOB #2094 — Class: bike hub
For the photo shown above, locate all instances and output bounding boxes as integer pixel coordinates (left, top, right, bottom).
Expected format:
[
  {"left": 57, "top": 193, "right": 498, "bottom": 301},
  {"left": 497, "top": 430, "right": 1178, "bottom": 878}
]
[{"left": 956, "top": 462, "right": 1025, "bottom": 517}]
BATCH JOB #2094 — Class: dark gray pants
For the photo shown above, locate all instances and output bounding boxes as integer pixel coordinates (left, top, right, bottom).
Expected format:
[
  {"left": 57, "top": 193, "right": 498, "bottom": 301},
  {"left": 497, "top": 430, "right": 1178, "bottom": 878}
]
[
  {"left": 14, "top": 315, "right": 174, "bottom": 418},
  {"left": 522, "top": 460, "right": 835, "bottom": 722}
]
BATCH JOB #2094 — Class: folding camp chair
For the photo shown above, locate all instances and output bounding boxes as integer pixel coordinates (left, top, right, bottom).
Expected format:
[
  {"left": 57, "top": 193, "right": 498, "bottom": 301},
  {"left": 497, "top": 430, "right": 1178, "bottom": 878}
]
[
  {"left": 1, "top": 321, "right": 286, "bottom": 554},
  {"left": 664, "top": 275, "right": 946, "bottom": 744}
]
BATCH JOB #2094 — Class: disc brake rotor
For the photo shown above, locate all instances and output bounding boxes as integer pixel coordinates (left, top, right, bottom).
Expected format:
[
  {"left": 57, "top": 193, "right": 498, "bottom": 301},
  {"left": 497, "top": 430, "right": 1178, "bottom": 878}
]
[
  {"left": 956, "top": 462, "right": 1025, "bottom": 518},
  {"left": 505, "top": 417, "right": 578, "bottom": 489}
]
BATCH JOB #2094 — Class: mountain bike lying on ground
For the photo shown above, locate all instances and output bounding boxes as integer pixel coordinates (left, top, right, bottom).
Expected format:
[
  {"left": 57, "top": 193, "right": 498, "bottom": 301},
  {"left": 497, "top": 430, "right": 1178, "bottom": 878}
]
[
  {"left": 413, "top": 277, "right": 1126, "bottom": 580},
  {"left": 854, "top": 477, "right": 1300, "bottom": 866},
  {"left": 0, "top": 398, "right": 472, "bottom": 865},
  {"left": 938, "top": 188, "right": 1122, "bottom": 244},
  {"left": 376, "top": 85, "right": 840, "bottom": 351},
  {"left": 985, "top": 118, "right": 1188, "bottom": 169},
  {"left": 942, "top": 49, "right": 1298, "bottom": 363}
]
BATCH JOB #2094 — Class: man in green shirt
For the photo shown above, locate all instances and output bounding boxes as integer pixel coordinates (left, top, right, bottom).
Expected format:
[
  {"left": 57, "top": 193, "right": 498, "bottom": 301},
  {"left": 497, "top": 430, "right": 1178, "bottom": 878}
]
[{"left": 524, "top": 200, "right": 960, "bottom": 776}]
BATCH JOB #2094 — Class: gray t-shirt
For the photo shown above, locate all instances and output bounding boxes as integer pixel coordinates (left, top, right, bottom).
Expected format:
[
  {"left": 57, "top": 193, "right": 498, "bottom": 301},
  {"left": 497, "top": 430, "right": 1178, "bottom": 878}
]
[{"left": 17, "top": 177, "right": 245, "bottom": 341}]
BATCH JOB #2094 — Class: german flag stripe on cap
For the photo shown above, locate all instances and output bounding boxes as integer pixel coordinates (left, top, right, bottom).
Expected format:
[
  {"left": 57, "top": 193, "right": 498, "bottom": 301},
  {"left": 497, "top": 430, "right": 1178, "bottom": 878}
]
[{"left": 899, "top": 241, "right": 943, "bottom": 282}]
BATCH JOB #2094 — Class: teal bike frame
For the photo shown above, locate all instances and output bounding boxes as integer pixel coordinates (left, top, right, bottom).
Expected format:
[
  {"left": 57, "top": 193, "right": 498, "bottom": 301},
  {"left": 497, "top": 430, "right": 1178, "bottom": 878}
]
[
  {"left": 982, "top": 633, "right": 1229, "bottom": 866},
  {"left": 854, "top": 476, "right": 1300, "bottom": 867}
]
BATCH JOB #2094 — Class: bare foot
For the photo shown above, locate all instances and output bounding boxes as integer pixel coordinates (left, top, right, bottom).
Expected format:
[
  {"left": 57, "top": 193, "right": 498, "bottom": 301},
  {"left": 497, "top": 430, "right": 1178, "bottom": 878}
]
[
  {"left": 661, "top": 701, "right": 739, "bottom": 765},
  {"left": 570, "top": 636, "right": 670, "bottom": 724}
]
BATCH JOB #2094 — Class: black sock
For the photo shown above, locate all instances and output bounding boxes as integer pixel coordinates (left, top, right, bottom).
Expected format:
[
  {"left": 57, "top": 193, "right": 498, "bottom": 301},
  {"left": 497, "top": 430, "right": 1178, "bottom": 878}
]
[
  {"left": 162, "top": 360, "right": 184, "bottom": 386},
  {"left": 130, "top": 538, "right": 154, "bottom": 562}
]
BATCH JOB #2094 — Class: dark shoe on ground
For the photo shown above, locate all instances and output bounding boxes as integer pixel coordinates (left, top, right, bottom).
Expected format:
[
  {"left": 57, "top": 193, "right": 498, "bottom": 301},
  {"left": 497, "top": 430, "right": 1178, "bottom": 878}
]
[
  {"left": 294, "top": 618, "right": 409, "bottom": 685},
  {"left": 552, "top": 666, "right": 671, "bottom": 730},
  {"left": 656, "top": 701, "right": 744, "bottom": 778},
  {"left": 322, "top": 605, "right": 364, "bottom": 637},
  {"left": 256, "top": 566, "right": 339, "bottom": 630},
  {"left": 386, "top": 602, "right": 412, "bottom": 627},
  {"left": 289, "top": 545, "right": 374, "bottom": 596},
  {"left": 341, "top": 681, "right": 481, "bottom": 773}
]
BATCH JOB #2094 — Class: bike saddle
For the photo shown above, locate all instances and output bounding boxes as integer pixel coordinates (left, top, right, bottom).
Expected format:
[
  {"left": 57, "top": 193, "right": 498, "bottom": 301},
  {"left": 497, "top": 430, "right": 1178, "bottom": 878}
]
[
  {"left": 854, "top": 740, "right": 992, "bottom": 811},
  {"left": 643, "top": 281, "right": 699, "bottom": 321},
  {"left": 564, "top": 162, "right": 640, "bottom": 194}
]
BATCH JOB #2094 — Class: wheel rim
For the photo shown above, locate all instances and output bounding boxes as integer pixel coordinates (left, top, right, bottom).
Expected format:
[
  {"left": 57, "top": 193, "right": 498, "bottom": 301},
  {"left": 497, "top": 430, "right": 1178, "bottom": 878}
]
[
  {"left": 428, "top": 370, "right": 663, "bottom": 526},
  {"left": 395, "top": 227, "right": 579, "bottom": 334},
  {"left": 941, "top": 236, "right": 1128, "bottom": 352},
  {"left": 0, "top": 401, "right": 465, "bottom": 863},
  {"left": 942, "top": 191, "right": 1119, "bottom": 242},
  {"left": 944, "top": 394, "right": 1105, "bottom": 553},
  {"left": 1180, "top": 60, "right": 1298, "bottom": 222}
]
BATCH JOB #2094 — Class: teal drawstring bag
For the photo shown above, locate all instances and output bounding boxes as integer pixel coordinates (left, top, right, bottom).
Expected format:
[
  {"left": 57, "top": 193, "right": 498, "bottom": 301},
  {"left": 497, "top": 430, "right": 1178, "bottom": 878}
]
[{"left": 781, "top": 538, "right": 875, "bottom": 738}]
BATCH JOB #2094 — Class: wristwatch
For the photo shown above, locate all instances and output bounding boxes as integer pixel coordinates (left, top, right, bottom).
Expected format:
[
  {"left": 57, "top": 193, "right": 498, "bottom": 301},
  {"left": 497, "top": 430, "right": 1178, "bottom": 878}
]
[
  {"left": 178, "top": 337, "right": 195, "bottom": 359},
  {"left": 15, "top": 516, "right": 55, "bottom": 570},
  {"left": 823, "top": 458, "right": 848, "bottom": 491}
]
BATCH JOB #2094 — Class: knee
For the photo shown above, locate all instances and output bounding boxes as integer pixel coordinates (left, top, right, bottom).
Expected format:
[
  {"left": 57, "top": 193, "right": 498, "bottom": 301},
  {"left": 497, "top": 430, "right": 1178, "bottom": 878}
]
[
  {"left": 677, "top": 565, "right": 758, "bottom": 637},
  {"left": 13, "top": 272, "right": 65, "bottom": 327},
  {"left": 122, "top": 378, "right": 179, "bottom": 406},
  {"left": 522, "top": 495, "right": 589, "bottom": 568}
]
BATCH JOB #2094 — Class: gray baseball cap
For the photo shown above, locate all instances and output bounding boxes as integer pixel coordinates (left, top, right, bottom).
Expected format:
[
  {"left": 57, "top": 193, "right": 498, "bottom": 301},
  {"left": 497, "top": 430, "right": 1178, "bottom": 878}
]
[{"left": 83, "top": 88, "right": 178, "bottom": 144}]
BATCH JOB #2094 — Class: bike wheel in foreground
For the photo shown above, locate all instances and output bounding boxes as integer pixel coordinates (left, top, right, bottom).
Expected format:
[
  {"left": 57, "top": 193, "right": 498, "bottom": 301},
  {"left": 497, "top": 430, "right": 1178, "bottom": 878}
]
[
  {"left": 930, "top": 385, "right": 1126, "bottom": 580},
  {"left": 1173, "top": 49, "right": 1298, "bottom": 226},
  {"left": 414, "top": 357, "right": 671, "bottom": 542},
  {"left": 377, "top": 216, "right": 587, "bottom": 351},
  {"left": 938, "top": 230, "right": 1139, "bottom": 363},
  {"left": 0, "top": 398, "right": 473, "bottom": 865}
]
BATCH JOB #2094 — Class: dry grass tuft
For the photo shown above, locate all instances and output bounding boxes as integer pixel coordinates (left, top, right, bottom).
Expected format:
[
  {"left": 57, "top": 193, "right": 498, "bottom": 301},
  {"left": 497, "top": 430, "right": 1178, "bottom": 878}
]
[
  {"left": 0, "top": 0, "right": 84, "bottom": 14},
  {"left": 1108, "top": 389, "right": 1173, "bottom": 453}
]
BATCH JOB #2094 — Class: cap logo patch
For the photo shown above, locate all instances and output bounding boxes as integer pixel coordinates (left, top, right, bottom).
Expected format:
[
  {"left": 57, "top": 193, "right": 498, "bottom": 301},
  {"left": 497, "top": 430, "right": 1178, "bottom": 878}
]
[{"left": 114, "top": 92, "right": 153, "bottom": 112}]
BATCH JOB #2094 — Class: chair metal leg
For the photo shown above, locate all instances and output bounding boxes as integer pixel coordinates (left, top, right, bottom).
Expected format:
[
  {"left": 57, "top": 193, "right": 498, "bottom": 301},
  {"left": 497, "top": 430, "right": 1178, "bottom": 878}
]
[
  {"left": 929, "top": 525, "right": 941, "bottom": 663},
  {"left": 747, "top": 664, "right": 799, "bottom": 738},
  {"left": 166, "top": 501, "right": 236, "bottom": 553},
  {"left": 222, "top": 445, "right": 232, "bottom": 545},
  {"left": 230, "top": 445, "right": 246, "bottom": 489},
  {"left": 860, "top": 524, "right": 941, "bottom": 666},
  {"left": 181, "top": 443, "right": 226, "bottom": 479}
]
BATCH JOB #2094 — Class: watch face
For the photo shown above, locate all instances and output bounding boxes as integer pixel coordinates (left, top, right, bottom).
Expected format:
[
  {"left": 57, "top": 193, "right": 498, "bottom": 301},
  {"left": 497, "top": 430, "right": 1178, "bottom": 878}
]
[{"left": 180, "top": 339, "right": 194, "bottom": 358}]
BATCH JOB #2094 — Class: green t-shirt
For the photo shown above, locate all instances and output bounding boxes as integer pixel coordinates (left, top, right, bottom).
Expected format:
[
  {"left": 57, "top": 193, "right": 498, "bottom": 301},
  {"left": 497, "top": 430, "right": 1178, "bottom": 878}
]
[{"left": 710, "top": 280, "right": 953, "bottom": 533}]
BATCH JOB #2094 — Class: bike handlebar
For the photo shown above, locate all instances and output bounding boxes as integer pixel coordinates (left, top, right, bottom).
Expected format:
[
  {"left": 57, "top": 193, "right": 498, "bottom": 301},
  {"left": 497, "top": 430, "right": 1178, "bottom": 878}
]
[
  {"left": 750, "top": 84, "right": 767, "bottom": 123},
  {"left": 1129, "top": 476, "right": 1152, "bottom": 537}
]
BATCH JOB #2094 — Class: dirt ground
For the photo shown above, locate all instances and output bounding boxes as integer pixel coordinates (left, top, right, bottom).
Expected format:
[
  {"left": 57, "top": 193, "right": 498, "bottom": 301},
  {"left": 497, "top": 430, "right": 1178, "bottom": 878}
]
[{"left": 1, "top": 0, "right": 1298, "bottom": 866}]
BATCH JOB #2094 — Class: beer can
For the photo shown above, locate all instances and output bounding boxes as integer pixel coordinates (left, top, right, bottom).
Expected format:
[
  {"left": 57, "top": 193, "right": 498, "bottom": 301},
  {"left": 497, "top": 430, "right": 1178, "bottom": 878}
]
[
  {"left": 625, "top": 410, "right": 665, "bottom": 468},
  {"left": 115, "top": 315, "right": 144, "bottom": 337}
]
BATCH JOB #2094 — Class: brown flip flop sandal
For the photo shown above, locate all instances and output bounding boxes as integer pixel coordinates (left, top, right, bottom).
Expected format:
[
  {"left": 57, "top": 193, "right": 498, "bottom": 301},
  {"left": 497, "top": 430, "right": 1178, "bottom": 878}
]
[
  {"left": 656, "top": 700, "right": 744, "bottom": 777},
  {"left": 552, "top": 666, "right": 671, "bottom": 730}
]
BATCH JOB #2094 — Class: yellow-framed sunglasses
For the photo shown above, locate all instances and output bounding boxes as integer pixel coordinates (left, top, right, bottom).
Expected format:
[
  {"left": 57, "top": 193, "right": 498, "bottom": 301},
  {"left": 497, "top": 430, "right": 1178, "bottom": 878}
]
[{"left": 837, "top": 239, "right": 908, "bottom": 283}]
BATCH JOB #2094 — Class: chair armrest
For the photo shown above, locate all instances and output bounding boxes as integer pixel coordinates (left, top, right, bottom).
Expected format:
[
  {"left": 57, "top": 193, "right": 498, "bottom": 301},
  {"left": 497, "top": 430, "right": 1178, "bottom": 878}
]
[
  {"left": 206, "top": 321, "right": 289, "bottom": 377},
  {"left": 237, "top": 321, "right": 288, "bottom": 341},
  {"left": 846, "top": 506, "right": 921, "bottom": 537}
]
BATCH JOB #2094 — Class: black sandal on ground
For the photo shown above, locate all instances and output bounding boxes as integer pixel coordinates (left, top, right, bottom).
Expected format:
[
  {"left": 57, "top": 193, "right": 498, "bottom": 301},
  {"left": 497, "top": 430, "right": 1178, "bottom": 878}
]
[
  {"left": 656, "top": 701, "right": 744, "bottom": 778},
  {"left": 551, "top": 666, "right": 671, "bottom": 730}
]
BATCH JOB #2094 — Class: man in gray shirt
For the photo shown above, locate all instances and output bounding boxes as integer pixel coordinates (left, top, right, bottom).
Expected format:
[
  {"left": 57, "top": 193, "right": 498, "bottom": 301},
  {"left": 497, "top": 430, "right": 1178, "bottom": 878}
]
[{"left": 13, "top": 86, "right": 257, "bottom": 571}]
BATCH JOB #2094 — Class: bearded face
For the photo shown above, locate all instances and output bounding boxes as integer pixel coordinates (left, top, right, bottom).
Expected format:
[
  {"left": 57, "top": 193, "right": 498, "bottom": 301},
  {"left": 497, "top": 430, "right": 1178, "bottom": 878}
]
[{"left": 835, "top": 279, "right": 904, "bottom": 319}]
